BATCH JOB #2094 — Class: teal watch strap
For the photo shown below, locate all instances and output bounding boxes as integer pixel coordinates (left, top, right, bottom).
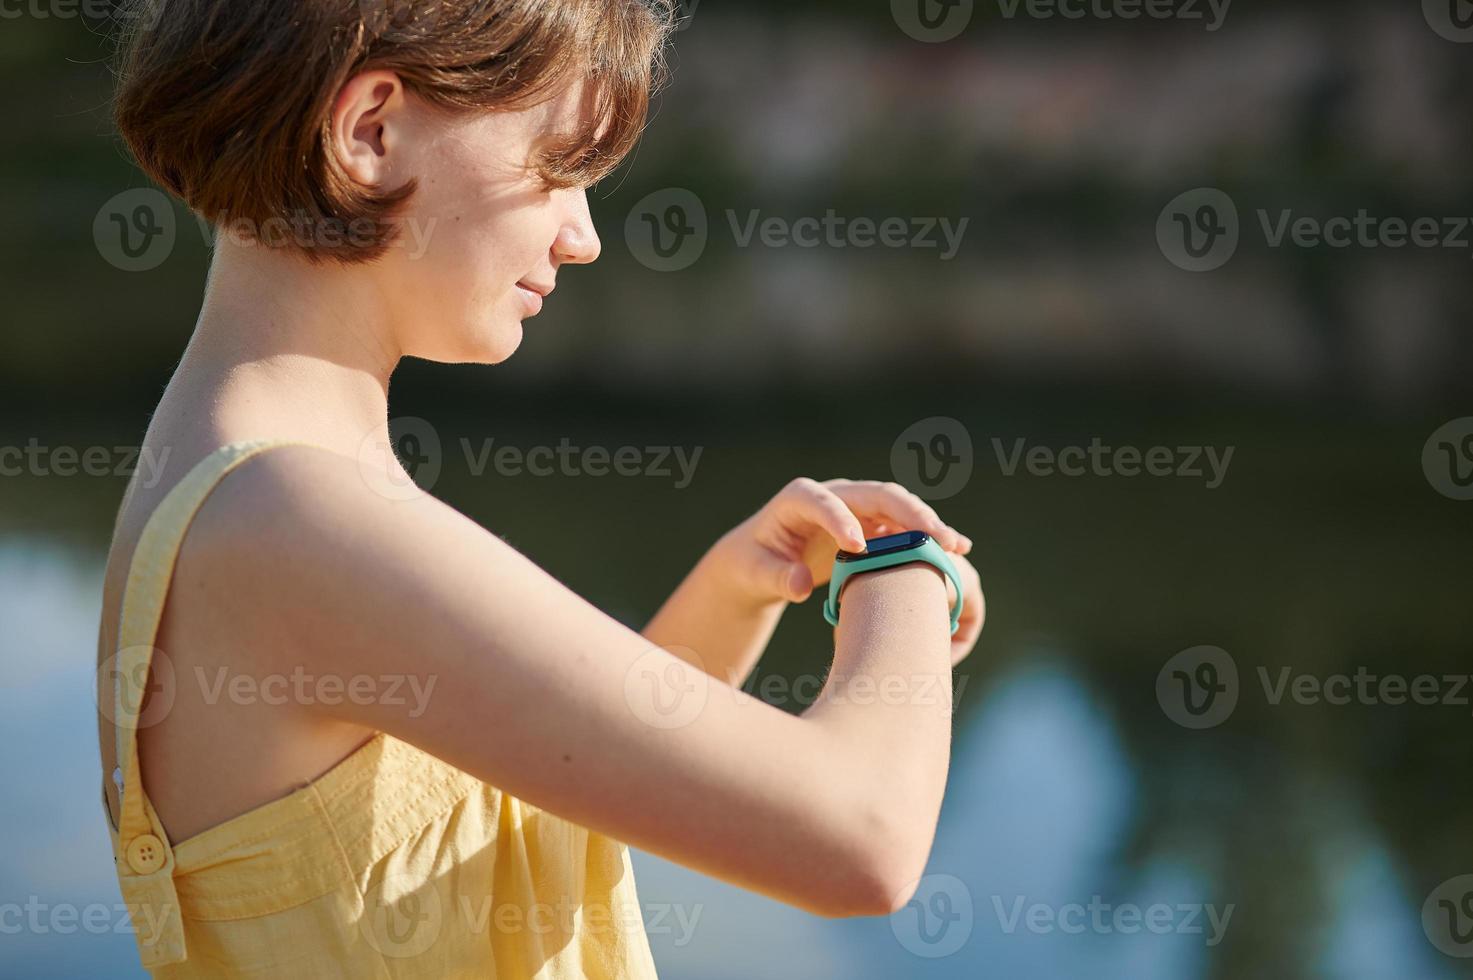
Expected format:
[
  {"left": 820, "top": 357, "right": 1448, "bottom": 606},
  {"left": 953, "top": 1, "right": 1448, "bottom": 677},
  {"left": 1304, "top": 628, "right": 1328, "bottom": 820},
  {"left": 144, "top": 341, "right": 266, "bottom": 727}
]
[{"left": 823, "top": 533, "right": 964, "bottom": 634}]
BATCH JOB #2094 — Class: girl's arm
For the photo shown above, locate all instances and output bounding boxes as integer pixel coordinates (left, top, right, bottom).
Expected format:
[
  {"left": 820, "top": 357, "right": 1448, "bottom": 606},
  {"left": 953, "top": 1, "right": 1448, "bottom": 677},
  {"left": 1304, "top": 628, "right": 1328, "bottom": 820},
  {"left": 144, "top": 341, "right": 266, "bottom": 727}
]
[
  {"left": 641, "top": 546, "right": 787, "bottom": 688},
  {"left": 642, "top": 479, "right": 975, "bottom": 687},
  {"left": 185, "top": 447, "right": 982, "bottom": 917}
]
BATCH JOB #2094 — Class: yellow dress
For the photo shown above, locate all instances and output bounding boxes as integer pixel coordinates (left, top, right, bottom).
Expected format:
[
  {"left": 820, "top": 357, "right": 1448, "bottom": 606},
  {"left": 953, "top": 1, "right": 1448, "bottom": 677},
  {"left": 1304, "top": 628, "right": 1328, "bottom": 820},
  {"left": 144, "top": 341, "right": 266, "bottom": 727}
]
[{"left": 102, "top": 440, "right": 660, "bottom": 977}]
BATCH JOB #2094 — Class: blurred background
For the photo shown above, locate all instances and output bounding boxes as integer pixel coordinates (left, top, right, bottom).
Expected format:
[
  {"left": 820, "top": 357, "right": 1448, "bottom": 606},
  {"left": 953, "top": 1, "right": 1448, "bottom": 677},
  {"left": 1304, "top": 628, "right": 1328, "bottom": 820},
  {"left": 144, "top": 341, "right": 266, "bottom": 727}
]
[{"left": 3, "top": 1, "right": 1472, "bottom": 977}]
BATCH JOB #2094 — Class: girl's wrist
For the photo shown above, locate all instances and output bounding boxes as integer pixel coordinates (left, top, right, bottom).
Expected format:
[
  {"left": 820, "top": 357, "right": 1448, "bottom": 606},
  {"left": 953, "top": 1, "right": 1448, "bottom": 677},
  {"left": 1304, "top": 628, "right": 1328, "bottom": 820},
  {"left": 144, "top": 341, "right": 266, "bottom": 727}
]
[
  {"left": 837, "top": 563, "right": 952, "bottom": 628},
  {"left": 704, "top": 528, "right": 789, "bottom": 609}
]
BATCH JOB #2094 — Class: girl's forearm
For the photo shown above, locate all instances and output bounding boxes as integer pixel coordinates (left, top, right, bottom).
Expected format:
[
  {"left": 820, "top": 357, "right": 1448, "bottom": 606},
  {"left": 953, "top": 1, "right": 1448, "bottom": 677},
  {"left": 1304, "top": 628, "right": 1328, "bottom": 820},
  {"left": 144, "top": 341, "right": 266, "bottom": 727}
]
[
  {"left": 642, "top": 545, "right": 785, "bottom": 687},
  {"left": 802, "top": 563, "right": 955, "bottom": 879}
]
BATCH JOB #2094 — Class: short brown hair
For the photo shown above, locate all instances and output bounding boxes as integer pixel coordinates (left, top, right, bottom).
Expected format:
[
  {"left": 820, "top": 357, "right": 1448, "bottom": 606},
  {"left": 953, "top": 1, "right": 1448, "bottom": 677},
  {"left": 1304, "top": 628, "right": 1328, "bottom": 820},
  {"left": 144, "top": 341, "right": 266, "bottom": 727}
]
[{"left": 113, "top": 0, "right": 673, "bottom": 263}]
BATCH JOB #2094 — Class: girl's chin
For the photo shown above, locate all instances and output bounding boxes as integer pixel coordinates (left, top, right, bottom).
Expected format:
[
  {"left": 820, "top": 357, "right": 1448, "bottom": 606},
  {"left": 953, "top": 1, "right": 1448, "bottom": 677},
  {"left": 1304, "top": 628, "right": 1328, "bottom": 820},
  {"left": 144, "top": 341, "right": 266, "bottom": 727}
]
[
  {"left": 475, "top": 319, "right": 524, "bottom": 364},
  {"left": 411, "top": 320, "right": 522, "bottom": 366}
]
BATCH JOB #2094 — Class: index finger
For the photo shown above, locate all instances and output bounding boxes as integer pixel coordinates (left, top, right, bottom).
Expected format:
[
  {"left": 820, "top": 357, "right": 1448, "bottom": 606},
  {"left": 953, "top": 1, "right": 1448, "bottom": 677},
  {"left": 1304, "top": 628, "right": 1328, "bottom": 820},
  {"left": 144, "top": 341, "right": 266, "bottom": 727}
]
[{"left": 823, "top": 480, "right": 968, "bottom": 553}]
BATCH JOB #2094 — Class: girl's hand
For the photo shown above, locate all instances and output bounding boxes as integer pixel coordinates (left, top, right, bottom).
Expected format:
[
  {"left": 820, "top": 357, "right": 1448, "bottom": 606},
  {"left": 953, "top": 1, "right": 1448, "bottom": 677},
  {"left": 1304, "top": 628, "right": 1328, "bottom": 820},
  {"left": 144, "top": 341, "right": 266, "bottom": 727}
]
[{"left": 713, "top": 477, "right": 976, "bottom": 610}]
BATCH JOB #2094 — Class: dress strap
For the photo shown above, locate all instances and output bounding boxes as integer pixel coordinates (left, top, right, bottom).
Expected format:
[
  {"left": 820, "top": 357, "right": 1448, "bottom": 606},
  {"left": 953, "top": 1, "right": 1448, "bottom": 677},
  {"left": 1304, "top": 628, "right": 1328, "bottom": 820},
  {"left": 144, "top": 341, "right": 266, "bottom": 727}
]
[{"left": 107, "top": 438, "right": 311, "bottom": 968}]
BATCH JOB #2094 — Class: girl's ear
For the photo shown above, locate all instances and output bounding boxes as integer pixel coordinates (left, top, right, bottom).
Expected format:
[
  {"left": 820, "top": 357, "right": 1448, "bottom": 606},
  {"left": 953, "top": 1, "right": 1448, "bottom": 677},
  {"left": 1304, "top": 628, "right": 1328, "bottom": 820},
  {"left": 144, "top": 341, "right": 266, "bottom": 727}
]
[{"left": 330, "top": 70, "right": 410, "bottom": 187}]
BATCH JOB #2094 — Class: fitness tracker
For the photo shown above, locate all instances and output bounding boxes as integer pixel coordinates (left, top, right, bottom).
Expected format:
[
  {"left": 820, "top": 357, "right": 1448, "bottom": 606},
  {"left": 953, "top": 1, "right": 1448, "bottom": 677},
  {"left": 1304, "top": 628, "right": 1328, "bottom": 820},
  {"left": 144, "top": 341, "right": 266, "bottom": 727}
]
[{"left": 823, "top": 530, "right": 964, "bottom": 634}]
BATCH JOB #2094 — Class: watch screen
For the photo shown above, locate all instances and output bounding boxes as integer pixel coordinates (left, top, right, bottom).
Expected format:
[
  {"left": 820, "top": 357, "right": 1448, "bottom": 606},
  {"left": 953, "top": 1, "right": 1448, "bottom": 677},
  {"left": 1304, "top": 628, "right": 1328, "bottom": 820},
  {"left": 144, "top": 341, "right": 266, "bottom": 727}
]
[{"left": 835, "top": 530, "right": 930, "bottom": 562}]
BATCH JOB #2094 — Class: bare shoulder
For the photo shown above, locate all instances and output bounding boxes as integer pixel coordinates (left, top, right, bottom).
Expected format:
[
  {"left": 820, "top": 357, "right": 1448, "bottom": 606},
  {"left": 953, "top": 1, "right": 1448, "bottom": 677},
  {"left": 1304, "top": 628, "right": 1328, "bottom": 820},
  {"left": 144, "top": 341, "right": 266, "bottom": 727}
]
[
  {"left": 173, "top": 442, "right": 511, "bottom": 681},
  {"left": 184, "top": 442, "right": 478, "bottom": 579},
  {"left": 163, "top": 438, "right": 630, "bottom": 765},
  {"left": 192, "top": 443, "right": 431, "bottom": 540}
]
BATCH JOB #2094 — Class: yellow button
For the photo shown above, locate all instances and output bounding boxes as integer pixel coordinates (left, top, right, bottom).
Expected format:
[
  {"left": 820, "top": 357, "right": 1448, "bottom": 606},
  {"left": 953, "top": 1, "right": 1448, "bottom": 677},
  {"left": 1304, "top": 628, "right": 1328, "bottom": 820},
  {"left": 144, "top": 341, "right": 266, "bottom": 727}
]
[{"left": 125, "top": 835, "right": 166, "bottom": 875}]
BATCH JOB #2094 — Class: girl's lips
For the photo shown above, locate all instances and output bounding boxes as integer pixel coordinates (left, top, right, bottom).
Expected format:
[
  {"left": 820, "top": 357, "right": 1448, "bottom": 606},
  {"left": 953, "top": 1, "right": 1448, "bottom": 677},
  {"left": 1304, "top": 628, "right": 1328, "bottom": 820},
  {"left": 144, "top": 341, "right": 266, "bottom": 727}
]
[{"left": 515, "top": 284, "right": 543, "bottom": 315}]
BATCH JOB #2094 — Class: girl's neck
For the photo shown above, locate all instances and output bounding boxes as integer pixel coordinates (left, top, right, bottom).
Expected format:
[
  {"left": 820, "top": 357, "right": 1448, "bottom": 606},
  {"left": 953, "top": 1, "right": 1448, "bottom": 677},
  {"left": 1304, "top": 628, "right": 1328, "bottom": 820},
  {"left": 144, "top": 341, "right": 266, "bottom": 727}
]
[{"left": 163, "top": 239, "right": 405, "bottom": 458}]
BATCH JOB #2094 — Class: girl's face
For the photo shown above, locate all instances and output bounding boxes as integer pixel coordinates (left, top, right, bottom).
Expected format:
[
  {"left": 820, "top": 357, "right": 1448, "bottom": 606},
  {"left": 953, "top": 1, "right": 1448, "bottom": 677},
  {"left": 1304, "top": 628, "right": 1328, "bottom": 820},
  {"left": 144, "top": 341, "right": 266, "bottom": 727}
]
[{"left": 372, "top": 81, "right": 603, "bottom": 365}]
